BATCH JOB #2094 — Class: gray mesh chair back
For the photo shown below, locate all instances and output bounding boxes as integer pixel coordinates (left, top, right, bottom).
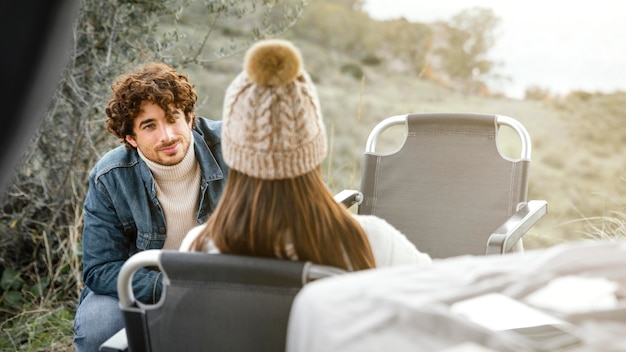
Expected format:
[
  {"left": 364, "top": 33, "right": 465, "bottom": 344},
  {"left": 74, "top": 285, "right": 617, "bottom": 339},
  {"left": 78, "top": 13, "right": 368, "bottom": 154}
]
[
  {"left": 111, "top": 250, "right": 345, "bottom": 352},
  {"left": 357, "top": 112, "right": 546, "bottom": 259}
]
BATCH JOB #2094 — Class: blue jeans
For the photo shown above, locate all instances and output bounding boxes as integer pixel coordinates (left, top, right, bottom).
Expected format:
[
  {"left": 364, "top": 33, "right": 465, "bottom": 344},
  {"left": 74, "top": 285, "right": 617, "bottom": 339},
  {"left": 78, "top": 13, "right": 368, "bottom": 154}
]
[{"left": 73, "top": 291, "right": 124, "bottom": 352}]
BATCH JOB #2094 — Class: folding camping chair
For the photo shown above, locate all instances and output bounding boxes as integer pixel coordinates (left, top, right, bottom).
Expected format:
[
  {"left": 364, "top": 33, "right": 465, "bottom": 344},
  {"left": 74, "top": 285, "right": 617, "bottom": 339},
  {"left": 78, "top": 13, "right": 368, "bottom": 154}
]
[
  {"left": 99, "top": 250, "right": 345, "bottom": 352},
  {"left": 336, "top": 112, "right": 547, "bottom": 259}
]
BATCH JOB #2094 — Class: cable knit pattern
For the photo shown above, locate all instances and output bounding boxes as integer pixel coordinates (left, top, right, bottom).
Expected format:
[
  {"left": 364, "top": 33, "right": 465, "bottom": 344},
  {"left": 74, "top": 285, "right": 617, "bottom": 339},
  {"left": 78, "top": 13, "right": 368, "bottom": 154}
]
[{"left": 222, "top": 40, "right": 327, "bottom": 180}]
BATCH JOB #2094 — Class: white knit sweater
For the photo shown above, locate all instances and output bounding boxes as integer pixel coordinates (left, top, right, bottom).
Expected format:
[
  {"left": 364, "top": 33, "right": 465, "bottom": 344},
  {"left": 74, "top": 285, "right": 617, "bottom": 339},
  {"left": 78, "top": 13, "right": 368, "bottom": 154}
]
[
  {"left": 179, "top": 214, "right": 432, "bottom": 268},
  {"left": 139, "top": 140, "right": 201, "bottom": 249}
]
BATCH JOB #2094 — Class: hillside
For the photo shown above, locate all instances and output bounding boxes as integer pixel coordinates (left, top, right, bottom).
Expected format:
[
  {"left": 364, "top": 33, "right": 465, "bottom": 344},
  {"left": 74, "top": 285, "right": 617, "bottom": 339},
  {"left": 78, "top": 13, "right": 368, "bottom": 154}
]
[
  {"left": 167, "top": 1, "right": 626, "bottom": 250},
  {"left": 185, "top": 37, "right": 626, "bottom": 251},
  {"left": 3, "top": 3, "right": 626, "bottom": 350},
  {"left": 128, "top": 0, "right": 626, "bottom": 252}
]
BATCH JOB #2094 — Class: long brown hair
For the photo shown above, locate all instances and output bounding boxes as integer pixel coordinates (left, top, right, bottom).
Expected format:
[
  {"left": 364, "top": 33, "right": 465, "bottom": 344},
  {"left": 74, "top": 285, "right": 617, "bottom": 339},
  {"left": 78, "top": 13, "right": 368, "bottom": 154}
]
[{"left": 191, "top": 167, "right": 375, "bottom": 271}]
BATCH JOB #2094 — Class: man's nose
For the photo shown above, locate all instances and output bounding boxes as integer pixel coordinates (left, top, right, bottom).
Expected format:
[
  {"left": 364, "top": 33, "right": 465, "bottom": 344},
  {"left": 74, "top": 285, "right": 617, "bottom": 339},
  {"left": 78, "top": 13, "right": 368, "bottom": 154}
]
[{"left": 159, "top": 123, "right": 176, "bottom": 141}]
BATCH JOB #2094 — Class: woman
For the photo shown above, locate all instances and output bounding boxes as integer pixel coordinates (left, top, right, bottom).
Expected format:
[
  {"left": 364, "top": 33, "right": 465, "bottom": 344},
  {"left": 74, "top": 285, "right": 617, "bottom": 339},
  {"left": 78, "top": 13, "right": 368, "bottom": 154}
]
[{"left": 180, "top": 39, "right": 431, "bottom": 271}]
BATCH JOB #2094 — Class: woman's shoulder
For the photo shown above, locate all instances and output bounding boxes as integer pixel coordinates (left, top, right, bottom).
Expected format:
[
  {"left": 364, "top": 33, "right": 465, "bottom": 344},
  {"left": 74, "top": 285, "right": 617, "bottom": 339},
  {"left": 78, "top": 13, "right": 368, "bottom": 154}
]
[
  {"left": 351, "top": 214, "right": 403, "bottom": 245},
  {"left": 352, "top": 214, "right": 433, "bottom": 267},
  {"left": 179, "top": 224, "right": 207, "bottom": 251},
  {"left": 352, "top": 214, "right": 395, "bottom": 230},
  {"left": 179, "top": 224, "right": 221, "bottom": 254}
]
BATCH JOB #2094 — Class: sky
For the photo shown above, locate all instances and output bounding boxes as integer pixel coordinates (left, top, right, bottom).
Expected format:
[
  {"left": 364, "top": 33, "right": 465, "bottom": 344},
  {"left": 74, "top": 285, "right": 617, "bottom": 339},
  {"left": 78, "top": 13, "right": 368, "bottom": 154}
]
[{"left": 363, "top": 0, "right": 626, "bottom": 98}]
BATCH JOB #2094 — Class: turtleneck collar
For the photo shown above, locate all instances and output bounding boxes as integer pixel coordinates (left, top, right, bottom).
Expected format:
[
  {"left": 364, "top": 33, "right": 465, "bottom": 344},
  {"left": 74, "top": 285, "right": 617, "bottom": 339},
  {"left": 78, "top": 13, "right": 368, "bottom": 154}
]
[{"left": 137, "top": 132, "right": 197, "bottom": 182}]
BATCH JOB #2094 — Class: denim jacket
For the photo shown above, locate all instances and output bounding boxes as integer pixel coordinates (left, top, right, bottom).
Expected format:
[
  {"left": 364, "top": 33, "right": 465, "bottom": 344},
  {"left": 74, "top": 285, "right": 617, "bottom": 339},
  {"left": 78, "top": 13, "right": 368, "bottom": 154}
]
[{"left": 80, "top": 117, "right": 228, "bottom": 304}]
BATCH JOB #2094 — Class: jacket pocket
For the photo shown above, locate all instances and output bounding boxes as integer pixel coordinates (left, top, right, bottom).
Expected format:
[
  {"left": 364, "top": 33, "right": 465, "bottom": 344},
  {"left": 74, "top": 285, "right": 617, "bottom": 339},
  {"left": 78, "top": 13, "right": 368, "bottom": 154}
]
[{"left": 136, "top": 231, "right": 166, "bottom": 250}]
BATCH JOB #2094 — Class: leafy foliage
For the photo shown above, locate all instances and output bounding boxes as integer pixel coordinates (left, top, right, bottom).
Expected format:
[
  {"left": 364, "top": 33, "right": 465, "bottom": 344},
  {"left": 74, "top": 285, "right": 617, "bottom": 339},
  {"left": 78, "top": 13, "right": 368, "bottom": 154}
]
[
  {"left": 0, "top": 0, "right": 305, "bottom": 349},
  {"left": 376, "top": 18, "right": 433, "bottom": 75},
  {"left": 434, "top": 7, "right": 501, "bottom": 93},
  {"left": 7, "top": 2, "right": 623, "bottom": 350}
]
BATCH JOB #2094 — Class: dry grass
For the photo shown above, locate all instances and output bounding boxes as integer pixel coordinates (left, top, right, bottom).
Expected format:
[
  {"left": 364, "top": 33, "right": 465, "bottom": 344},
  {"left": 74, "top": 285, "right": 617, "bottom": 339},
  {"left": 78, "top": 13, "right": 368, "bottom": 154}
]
[
  {"left": 5, "top": 4, "right": 626, "bottom": 349},
  {"left": 190, "top": 51, "right": 626, "bottom": 250}
]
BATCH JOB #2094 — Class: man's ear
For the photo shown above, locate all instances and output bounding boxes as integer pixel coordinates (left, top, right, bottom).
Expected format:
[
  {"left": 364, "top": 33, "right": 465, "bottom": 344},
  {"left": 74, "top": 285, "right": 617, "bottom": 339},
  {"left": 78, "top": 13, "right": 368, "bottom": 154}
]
[
  {"left": 125, "top": 135, "right": 138, "bottom": 148},
  {"left": 187, "top": 113, "right": 195, "bottom": 128}
]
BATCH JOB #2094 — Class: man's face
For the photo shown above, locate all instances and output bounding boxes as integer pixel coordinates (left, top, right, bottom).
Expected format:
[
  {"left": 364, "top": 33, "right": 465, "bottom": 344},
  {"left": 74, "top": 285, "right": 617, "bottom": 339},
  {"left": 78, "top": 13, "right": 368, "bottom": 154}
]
[{"left": 125, "top": 102, "right": 193, "bottom": 166}]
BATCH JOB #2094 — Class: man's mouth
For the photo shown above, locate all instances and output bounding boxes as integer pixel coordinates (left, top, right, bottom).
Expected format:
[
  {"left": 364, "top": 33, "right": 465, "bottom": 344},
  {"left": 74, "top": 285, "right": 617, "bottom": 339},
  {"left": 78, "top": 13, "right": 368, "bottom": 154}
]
[{"left": 160, "top": 143, "right": 178, "bottom": 154}]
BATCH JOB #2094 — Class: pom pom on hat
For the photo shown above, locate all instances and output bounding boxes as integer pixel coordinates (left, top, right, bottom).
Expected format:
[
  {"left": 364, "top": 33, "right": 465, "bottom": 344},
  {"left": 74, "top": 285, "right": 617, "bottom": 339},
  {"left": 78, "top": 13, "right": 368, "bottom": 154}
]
[
  {"left": 221, "top": 39, "right": 327, "bottom": 180},
  {"left": 244, "top": 39, "right": 302, "bottom": 87}
]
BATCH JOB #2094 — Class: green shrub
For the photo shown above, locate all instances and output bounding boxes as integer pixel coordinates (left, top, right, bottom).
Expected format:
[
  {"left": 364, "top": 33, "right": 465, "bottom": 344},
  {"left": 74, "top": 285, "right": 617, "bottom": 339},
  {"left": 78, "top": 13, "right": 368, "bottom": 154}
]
[
  {"left": 340, "top": 62, "right": 363, "bottom": 80},
  {"left": 361, "top": 53, "right": 382, "bottom": 66}
]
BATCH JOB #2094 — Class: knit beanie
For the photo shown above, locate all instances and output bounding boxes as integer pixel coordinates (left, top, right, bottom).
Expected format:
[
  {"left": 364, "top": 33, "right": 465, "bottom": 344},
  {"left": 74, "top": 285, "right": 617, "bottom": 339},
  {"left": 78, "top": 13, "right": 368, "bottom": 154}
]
[{"left": 222, "top": 39, "right": 327, "bottom": 180}]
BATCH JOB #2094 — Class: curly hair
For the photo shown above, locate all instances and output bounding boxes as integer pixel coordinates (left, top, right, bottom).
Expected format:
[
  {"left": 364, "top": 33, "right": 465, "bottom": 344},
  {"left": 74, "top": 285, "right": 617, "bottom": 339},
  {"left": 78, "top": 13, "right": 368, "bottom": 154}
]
[{"left": 105, "top": 62, "right": 198, "bottom": 149}]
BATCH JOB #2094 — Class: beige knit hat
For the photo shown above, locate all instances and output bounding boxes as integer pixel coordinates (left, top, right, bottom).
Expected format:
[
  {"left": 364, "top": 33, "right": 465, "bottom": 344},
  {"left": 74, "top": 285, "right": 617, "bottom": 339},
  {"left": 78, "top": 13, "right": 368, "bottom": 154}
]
[{"left": 221, "top": 39, "right": 327, "bottom": 180}]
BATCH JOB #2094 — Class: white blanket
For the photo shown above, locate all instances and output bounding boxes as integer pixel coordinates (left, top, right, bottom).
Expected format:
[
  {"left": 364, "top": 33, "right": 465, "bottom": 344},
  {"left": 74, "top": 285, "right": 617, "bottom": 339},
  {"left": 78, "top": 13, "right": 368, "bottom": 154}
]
[{"left": 286, "top": 239, "right": 626, "bottom": 352}]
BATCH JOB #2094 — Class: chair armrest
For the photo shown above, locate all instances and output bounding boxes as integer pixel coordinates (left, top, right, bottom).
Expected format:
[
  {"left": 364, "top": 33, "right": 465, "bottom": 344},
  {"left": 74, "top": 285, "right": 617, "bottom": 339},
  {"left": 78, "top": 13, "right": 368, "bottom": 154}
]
[
  {"left": 333, "top": 189, "right": 363, "bottom": 208},
  {"left": 305, "top": 263, "right": 347, "bottom": 282},
  {"left": 118, "top": 250, "right": 162, "bottom": 309},
  {"left": 486, "top": 200, "right": 548, "bottom": 255},
  {"left": 99, "top": 328, "right": 128, "bottom": 352}
]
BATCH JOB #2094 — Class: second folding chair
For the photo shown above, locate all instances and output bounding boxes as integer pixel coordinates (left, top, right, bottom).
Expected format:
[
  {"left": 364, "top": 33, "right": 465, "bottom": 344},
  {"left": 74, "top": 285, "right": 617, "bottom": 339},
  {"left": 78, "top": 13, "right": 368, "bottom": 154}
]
[{"left": 337, "top": 112, "right": 547, "bottom": 259}]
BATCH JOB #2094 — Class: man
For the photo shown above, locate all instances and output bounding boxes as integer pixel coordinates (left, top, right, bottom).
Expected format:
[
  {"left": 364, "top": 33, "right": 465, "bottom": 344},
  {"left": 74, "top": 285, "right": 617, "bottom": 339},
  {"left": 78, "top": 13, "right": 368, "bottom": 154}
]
[{"left": 73, "top": 62, "right": 228, "bottom": 352}]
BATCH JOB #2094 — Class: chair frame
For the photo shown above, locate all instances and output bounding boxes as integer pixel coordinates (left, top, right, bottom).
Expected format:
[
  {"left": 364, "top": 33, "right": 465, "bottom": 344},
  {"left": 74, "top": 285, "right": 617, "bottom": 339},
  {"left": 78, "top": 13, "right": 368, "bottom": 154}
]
[
  {"left": 100, "top": 250, "right": 345, "bottom": 352},
  {"left": 337, "top": 112, "right": 547, "bottom": 256},
  {"left": 364, "top": 114, "right": 532, "bottom": 159}
]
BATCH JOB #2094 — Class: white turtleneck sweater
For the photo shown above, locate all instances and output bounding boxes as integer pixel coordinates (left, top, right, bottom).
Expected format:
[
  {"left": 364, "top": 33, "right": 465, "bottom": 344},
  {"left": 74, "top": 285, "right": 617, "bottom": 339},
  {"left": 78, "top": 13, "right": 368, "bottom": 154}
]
[
  {"left": 138, "top": 137, "right": 201, "bottom": 249},
  {"left": 180, "top": 215, "right": 432, "bottom": 268}
]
